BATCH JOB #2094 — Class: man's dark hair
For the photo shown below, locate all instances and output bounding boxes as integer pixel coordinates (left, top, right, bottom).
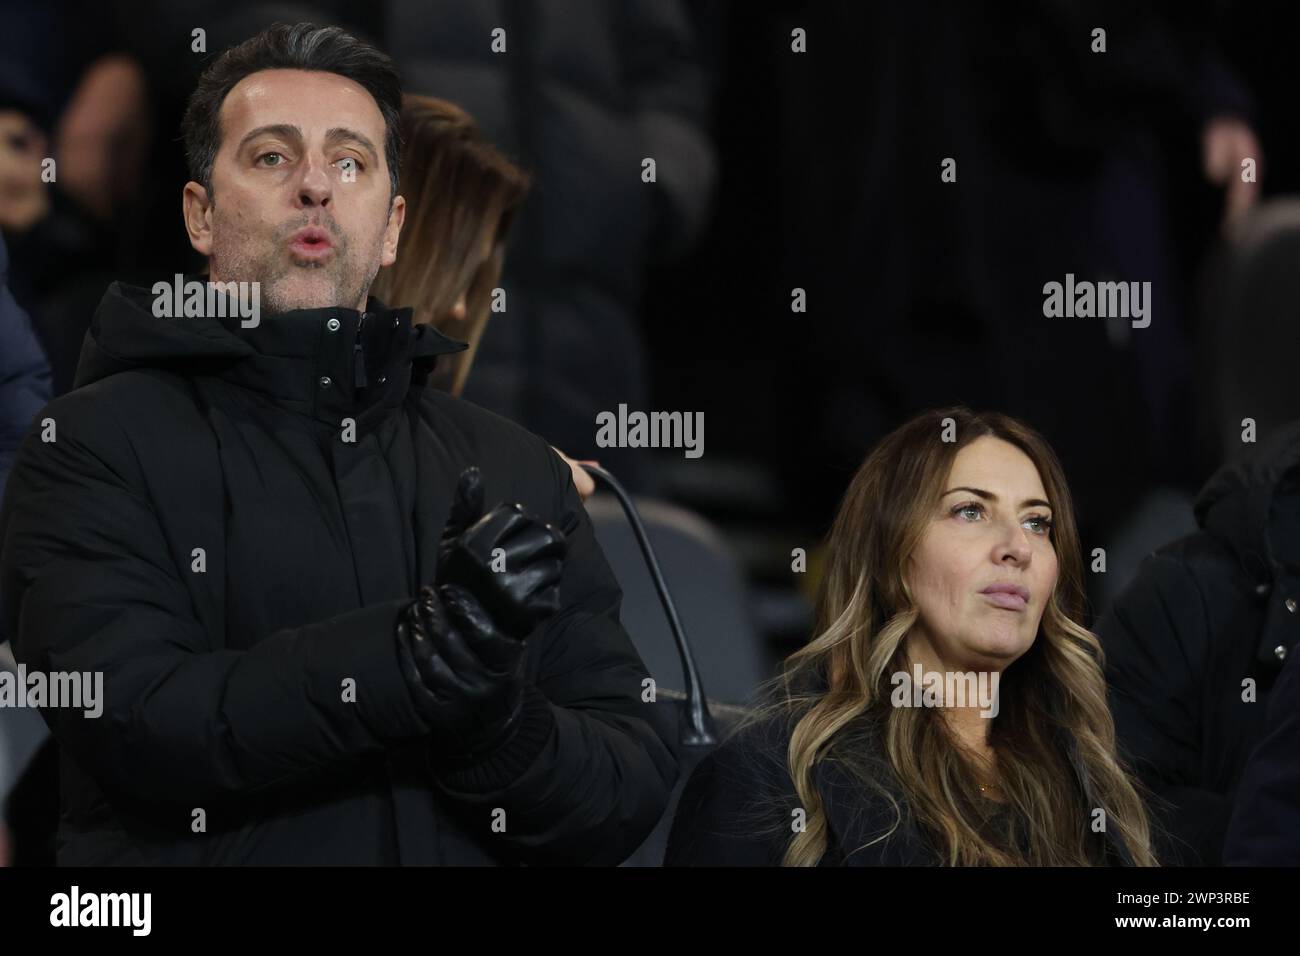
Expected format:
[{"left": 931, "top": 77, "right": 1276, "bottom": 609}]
[{"left": 181, "top": 22, "right": 403, "bottom": 201}]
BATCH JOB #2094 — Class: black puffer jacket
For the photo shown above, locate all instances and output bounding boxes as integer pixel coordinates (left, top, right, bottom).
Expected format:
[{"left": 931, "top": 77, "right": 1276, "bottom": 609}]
[
  {"left": 0, "top": 279, "right": 677, "bottom": 865},
  {"left": 1225, "top": 632, "right": 1300, "bottom": 865},
  {"left": 1098, "top": 421, "right": 1300, "bottom": 865}
]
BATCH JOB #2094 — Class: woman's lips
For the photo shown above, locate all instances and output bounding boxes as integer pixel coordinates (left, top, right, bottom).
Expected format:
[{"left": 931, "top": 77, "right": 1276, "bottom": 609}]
[{"left": 982, "top": 590, "right": 1027, "bottom": 611}]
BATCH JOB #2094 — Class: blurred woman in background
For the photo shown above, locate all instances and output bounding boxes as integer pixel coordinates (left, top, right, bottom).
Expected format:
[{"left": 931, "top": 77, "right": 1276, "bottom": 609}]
[
  {"left": 372, "top": 94, "right": 595, "bottom": 496},
  {"left": 666, "top": 407, "right": 1155, "bottom": 866}
]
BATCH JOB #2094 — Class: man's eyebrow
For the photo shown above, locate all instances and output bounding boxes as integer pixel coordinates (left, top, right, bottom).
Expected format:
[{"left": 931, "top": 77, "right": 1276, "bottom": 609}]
[
  {"left": 942, "top": 487, "right": 1052, "bottom": 510},
  {"left": 237, "top": 124, "right": 303, "bottom": 153},
  {"left": 325, "top": 127, "right": 378, "bottom": 163}
]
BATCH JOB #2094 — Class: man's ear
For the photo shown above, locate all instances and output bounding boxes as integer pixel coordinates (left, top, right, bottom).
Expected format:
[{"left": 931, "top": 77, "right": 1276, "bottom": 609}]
[
  {"left": 381, "top": 194, "right": 405, "bottom": 267},
  {"left": 183, "top": 181, "right": 214, "bottom": 257}
]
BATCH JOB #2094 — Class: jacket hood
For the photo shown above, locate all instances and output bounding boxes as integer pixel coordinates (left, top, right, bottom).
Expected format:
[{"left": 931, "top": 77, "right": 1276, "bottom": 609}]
[
  {"left": 75, "top": 281, "right": 253, "bottom": 388},
  {"left": 74, "top": 279, "right": 467, "bottom": 391},
  {"left": 1194, "top": 418, "right": 1300, "bottom": 580}
]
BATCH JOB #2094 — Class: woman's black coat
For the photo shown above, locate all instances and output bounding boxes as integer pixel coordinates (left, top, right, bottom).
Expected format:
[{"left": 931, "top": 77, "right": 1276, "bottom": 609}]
[{"left": 665, "top": 712, "right": 1135, "bottom": 866}]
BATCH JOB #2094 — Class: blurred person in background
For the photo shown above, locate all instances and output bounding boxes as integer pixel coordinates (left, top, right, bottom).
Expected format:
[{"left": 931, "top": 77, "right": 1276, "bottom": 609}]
[
  {"left": 1102, "top": 416, "right": 1300, "bottom": 863},
  {"left": 0, "top": 229, "right": 54, "bottom": 868},
  {"left": 1, "top": 0, "right": 151, "bottom": 395},
  {"left": 0, "top": 233, "right": 52, "bottom": 497},
  {"left": 371, "top": 93, "right": 596, "bottom": 498},
  {"left": 1097, "top": 202, "right": 1300, "bottom": 866},
  {"left": 1, "top": 8, "right": 133, "bottom": 864},
  {"left": 384, "top": 0, "right": 717, "bottom": 492},
  {"left": 1101, "top": 420, "right": 1300, "bottom": 865},
  {"left": 1225, "top": 626, "right": 1300, "bottom": 865}
]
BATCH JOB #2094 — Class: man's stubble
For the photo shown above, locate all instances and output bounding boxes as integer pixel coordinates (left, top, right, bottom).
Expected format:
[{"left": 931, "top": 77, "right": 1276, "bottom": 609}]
[{"left": 208, "top": 202, "right": 384, "bottom": 315}]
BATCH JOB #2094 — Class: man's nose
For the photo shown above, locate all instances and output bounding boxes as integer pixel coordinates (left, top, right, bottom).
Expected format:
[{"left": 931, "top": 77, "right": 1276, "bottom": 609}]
[{"left": 294, "top": 154, "right": 332, "bottom": 209}]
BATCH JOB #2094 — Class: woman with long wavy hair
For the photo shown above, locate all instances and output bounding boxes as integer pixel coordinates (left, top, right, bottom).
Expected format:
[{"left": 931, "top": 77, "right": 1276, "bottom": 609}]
[{"left": 666, "top": 407, "right": 1156, "bottom": 866}]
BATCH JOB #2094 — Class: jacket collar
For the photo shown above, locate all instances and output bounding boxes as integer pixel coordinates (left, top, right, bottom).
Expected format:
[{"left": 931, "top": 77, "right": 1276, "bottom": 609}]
[
  {"left": 77, "top": 276, "right": 467, "bottom": 428},
  {"left": 207, "top": 293, "right": 466, "bottom": 425}
]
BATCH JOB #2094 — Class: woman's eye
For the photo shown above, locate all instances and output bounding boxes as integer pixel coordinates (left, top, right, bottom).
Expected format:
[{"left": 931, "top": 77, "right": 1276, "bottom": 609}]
[
  {"left": 953, "top": 503, "right": 983, "bottom": 522},
  {"left": 1023, "top": 515, "right": 1054, "bottom": 535},
  {"left": 257, "top": 153, "right": 284, "bottom": 167}
]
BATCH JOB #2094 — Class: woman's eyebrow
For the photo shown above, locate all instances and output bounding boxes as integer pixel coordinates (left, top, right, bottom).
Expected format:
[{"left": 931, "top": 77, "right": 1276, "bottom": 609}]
[{"left": 942, "top": 486, "right": 1052, "bottom": 509}]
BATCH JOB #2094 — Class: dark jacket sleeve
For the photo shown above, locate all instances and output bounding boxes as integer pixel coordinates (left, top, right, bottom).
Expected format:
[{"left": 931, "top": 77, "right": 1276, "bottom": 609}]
[
  {"left": 1097, "top": 550, "right": 1229, "bottom": 865},
  {"left": 0, "top": 232, "right": 53, "bottom": 501},
  {"left": 665, "top": 720, "right": 793, "bottom": 866},
  {"left": 0, "top": 390, "right": 436, "bottom": 809},
  {"left": 428, "top": 444, "right": 679, "bottom": 865},
  {"left": 1224, "top": 645, "right": 1300, "bottom": 865}
]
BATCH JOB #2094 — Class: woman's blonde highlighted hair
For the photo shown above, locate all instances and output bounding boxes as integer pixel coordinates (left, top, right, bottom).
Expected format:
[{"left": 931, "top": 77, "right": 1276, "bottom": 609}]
[{"left": 748, "top": 407, "right": 1156, "bottom": 866}]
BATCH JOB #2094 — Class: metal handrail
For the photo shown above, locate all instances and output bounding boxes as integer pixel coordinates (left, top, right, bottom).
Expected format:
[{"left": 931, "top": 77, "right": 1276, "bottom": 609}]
[{"left": 580, "top": 465, "right": 715, "bottom": 747}]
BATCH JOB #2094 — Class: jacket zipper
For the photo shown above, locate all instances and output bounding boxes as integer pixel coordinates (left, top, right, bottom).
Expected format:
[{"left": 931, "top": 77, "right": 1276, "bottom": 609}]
[{"left": 354, "top": 313, "right": 368, "bottom": 389}]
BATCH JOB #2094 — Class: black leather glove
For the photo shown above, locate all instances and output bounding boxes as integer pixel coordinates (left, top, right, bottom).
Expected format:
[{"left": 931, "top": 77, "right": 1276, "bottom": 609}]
[
  {"left": 395, "top": 466, "right": 568, "bottom": 759},
  {"left": 397, "top": 581, "right": 528, "bottom": 761},
  {"left": 436, "top": 466, "right": 568, "bottom": 640}
]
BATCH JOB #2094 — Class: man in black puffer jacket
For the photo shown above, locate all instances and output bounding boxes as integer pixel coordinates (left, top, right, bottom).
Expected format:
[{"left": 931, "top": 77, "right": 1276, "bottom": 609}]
[
  {"left": 1098, "top": 420, "right": 1300, "bottom": 865},
  {"left": 0, "top": 22, "right": 676, "bottom": 865}
]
